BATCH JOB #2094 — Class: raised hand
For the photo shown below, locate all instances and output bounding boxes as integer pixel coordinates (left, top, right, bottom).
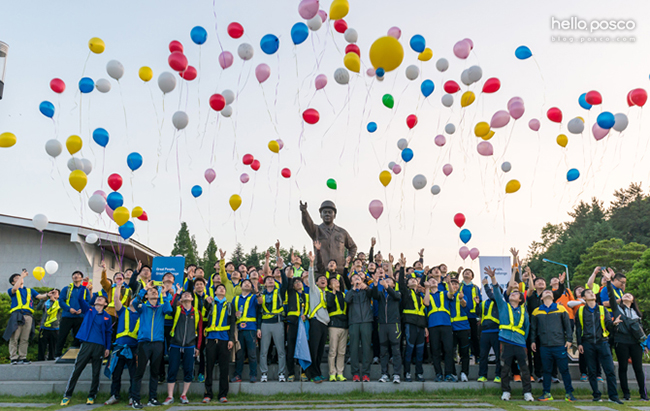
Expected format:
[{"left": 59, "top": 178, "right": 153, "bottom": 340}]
[
  {"left": 275, "top": 239, "right": 280, "bottom": 250},
  {"left": 314, "top": 240, "right": 321, "bottom": 250},
  {"left": 559, "top": 271, "right": 566, "bottom": 283},
  {"left": 101, "top": 260, "right": 106, "bottom": 270},
  {"left": 613, "top": 315, "right": 623, "bottom": 325},
  {"left": 399, "top": 253, "right": 406, "bottom": 266},
  {"left": 371, "top": 237, "right": 376, "bottom": 247},
  {"left": 308, "top": 251, "right": 314, "bottom": 263},
  {"left": 346, "top": 255, "right": 352, "bottom": 266},
  {"left": 484, "top": 266, "right": 496, "bottom": 278},
  {"left": 509, "top": 248, "right": 519, "bottom": 260},
  {"left": 601, "top": 269, "right": 612, "bottom": 282},
  {"left": 137, "top": 260, "right": 142, "bottom": 271},
  {"left": 299, "top": 201, "right": 308, "bottom": 212},
  {"left": 418, "top": 248, "right": 424, "bottom": 258},
  {"left": 388, "top": 254, "right": 394, "bottom": 264},
  {"left": 219, "top": 249, "right": 226, "bottom": 260}
]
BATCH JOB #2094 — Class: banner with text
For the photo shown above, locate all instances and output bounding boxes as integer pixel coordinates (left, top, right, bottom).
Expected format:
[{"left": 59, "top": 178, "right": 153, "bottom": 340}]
[
  {"left": 151, "top": 256, "right": 185, "bottom": 288},
  {"left": 478, "top": 256, "right": 511, "bottom": 299}
]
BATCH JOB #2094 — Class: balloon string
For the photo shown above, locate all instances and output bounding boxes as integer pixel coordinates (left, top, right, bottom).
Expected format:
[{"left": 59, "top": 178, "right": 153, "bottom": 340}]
[
  {"left": 260, "top": 84, "right": 280, "bottom": 137},
  {"left": 274, "top": 52, "right": 280, "bottom": 125},
  {"left": 152, "top": 92, "right": 165, "bottom": 186},
  {"left": 211, "top": 0, "right": 225, "bottom": 53},
  {"left": 195, "top": 198, "right": 211, "bottom": 237},
  {"left": 40, "top": 232, "right": 44, "bottom": 267},
  {"left": 175, "top": 131, "right": 183, "bottom": 223},
  {"left": 81, "top": 50, "right": 90, "bottom": 77},
  {"left": 118, "top": 80, "right": 129, "bottom": 140}
]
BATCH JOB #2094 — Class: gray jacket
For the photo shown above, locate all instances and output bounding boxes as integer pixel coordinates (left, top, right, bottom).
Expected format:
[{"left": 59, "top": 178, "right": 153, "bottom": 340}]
[{"left": 345, "top": 287, "right": 373, "bottom": 325}]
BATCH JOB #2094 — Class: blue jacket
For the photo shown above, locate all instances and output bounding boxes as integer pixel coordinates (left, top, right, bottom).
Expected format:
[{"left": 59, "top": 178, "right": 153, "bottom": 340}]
[
  {"left": 60, "top": 283, "right": 90, "bottom": 319},
  {"left": 493, "top": 284, "right": 529, "bottom": 347},
  {"left": 75, "top": 294, "right": 112, "bottom": 350},
  {"left": 133, "top": 288, "right": 173, "bottom": 342}
]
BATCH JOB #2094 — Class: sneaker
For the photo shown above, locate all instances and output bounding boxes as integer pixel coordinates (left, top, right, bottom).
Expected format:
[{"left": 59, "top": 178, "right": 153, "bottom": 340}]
[
  {"left": 86, "top": 397, "right": 95, "bottom": 405},
  {"left": 180, "top": 395, "right": 189, "bottom": 404},
  {"left": 231, "top": 375, "right": 242, "bottom": 382},
  {"left": 416, "top": 374, "right": 425, "bottom": 382},
  {"left": 537, "top": 377, "right": 544, "bottom": 383},
  {"left": 250, "top": 376, "right": 257, "bottom": 383},
  {"left": 552, "top": 377, "right": 560, "bottom": 383},
  {"left": 278, "top": 373, "right": 286, "bottom": 382},
  {"left": 501, "top": 392, "right": 511, "bottom": 401},
  {"left": 580, "top": 374, "right": 588, "bottom": 382},
  {"left": 524, "top": 393, "right": 534, "bottom": 402},
  {"left": 162, "top": 397, "right": 173, "bottom": 406},
  {"left": 261, "top": 373, "right": 268, "bottom": 382},
  {"left": 494, "top": 376, "right": 501, "bottom": 383},
  {"left": 129, "top": 398, "right": 133, "bottom": 406},
  {"left": 513, "top": 375, "right": 521, "bottom": 382},
  {"left": 10, "top": 360, "right": 18, "bottom": 365},
  {"left": 132, "top": 400, "right": 144, "bottom": 409},
  {"left": 445, "top": 374, "right": 458, "bottom": 382},
  {"left": 19, "top": 359, "right": 32, "bottom": 365},
  {"left": 530, "top": 376, "right": 536, "bottom": 382},
  {"left": 158, "top": 375, "right": 165, "bottom": 384},
  {"left": 538, "top": 393, "right": 553, "bottom": 401},
  {"left": 379, "top": 374, "right": 389, "bottom": 383},
  {"left": 393, "top": 374, "right": 401, "bottom": 384},
  {"left": 311, "top": 376, "right": 322, "bottom": 384},
  {"left": 623, "top": 395, "right": 631, "bottom": 401},
  {"left": 301, "top": 373, "right": 308, "bottom": 382},
  {"left": 60, "top": 397, "right": 70, "bottom": 406},
  {"left": 336, "top": 374, "right": 346, "bottom": 381},
  {"left": 609, "top": 398, "right": 624, "bottom": 405},
  {"left": 565, "top": 393, "right": 577, "bottom": 402},
  {"left": 105, "top": 395, "right": 119, "bottom": 405},
  {"left": 373, "top": 356, "right": 380, "bottom": 364},
  {"left": 460, "top": 372, "right": 469, "bottom": 382},
  {"left": 198, "top": 373, "right": 205, "bottom": 383},
  {"left": 405, "top": 372, "right": 412, "bottom": 382},
  {"left": 219, "top": 397, "right": 228, "bottom": 403},
  {"left": 597, "top": 376, "right": 604, "bottom": 382},
  {"left": 202, "top": 397, "right": 211, "bottom": 404},
  {"left": 593, "top": 397, "right": 603, "bottom": 402},
  {"left": 287, "top": 375, "right": 295, "bottom": 382},
  {"left": 363, "top": 375, "right": 370, "bottom": 382},
  {"left": 329, "top": 375, "right": 337, "bottom": 382},
  {"left": 477, "top": 376, "right": 488, "bottom": 382},
  {"left": 434, "top": 374, "right": 442, "bottom": 382},
  {"left": 353, "top": 374, "right": 361, "bottom": 382},
  {"left": 147, "top": 399, "right": 162, "bottom": 406}
]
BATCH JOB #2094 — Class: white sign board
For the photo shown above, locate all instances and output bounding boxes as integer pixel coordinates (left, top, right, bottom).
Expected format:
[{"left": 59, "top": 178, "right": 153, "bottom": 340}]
[{"left": 478, "top": 256, "right": 511, "bottom": 299}]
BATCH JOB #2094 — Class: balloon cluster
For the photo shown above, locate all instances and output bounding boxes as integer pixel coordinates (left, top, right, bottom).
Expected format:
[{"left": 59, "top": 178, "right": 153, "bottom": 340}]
[{"left": 454, "top": 213, "right": 479, "bottom": 261}]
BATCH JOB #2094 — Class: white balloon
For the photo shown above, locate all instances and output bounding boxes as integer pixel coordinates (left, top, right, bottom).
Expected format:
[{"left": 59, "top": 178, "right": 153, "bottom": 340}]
[
  {"left": 412, "top": 174, "right": 427, "bottom": 190},
  {"left": 221, "top": 105, "right": 233, "bottom": 117},
  {"left": 158, "top": 72, "right": 176, "bottom": 94},
  {"left": 237, "top": 43, "right": 254, "bottom": 60},
  {"left": 44, "top": 260, "right": 59, "bottom": 275},
  {"left": 88, "top": 194, "right": 106, "bottom": 214},
  {"left": 613, "top": 113, "right": 628, "bottom": 132},
  {"left": 86, "top": 233, "right": 99, "bottom": 244},
  {"left": 388, "top": 161, "right": 396, "bottom": 170},
  {"left": 172, "top": 111, "right": 189, "bottom": 130},
  {"left": 222, "top": 89, "right": 235, "bottom": 105},
  {"left": 376, "top": 74, "right": 384, "bottom": 82},
  {"left": 81, "top": 158, "right": 93, "bottom": 175},
  {"left": 67, "top": 157, "right": 84, "bottom": 172},
  {"left": 445, "top": 123, "right": 456, "bottom": 134},
  {"left": 307, "top": 15, "right": 322, "bottom": 31},
  {"left": 460, "top": 69, "right": 472, "bottom": 86},
  {"left": 33, "top": 214, "right": 48, "bottom": 232},
  {"left": 441, "top": 94, "right": 453, "bottom": 107},
  {"left": 397, "top": 138, "right": 408, "bottom": 150},
  {"left": 95, "top": 78, "right": 111, "bottom": 93},
  {"left": 344, "top": 28, "right": 358, "bottom": 43},
  {"left": 405, "top": 65, "right": 419, "bottom": 81},
  {"left": 45, "top": 139, "right": 62, "bottom": 158},
  {"left": 106, "top": 60, "right": 124, "bottom": 80},
  {"left": 567, "top": 117, "right": 585, "bottom": 134},
  {"left": 334, "top": 68, "right": 349, "bottom": 85},
  {"left": 501, "top": 161, "right": 512, "bottom": 173},
  {"left": 436, "top": 58, "right": 449, "bottom": 72},
  {"left": 430, "top": 185, "right": 441, "bottom": 195},
  {"left": 468, "top": 65, "right": 483, "bottom": 83}
]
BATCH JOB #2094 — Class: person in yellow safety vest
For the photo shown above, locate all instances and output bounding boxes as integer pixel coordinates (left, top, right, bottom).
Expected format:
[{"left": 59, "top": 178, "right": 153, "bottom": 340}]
[
  {"left": 449, "top": 278, "right": 471, "bottom": 382},
  {"left": 397, "top": 254, "right": 426, "bottom": 383},
  {"left": 290, "top": 250, "right": 305, "bottom": 278},
  {"left": 476, "top": 277, "right": 502, "bottom": 383},
  {"left": 459, "top": 268, "right": 482, "bottom": 364},
  {"left": 185, "top": 276, "right": 209, "bottom": 383},
  {"left": 37, "top": 289, "right": 62, "bottom": 361},
  {"left": 327, "top": 276, "right": 348, "bottom": 382},
  {"left": 306, "top": 248, "right": 330, "bottom": 383},
  {"left": 315, "top": 243, "right": 352, "bottom": 291},
  {"left": 128, "top": 260, "right": 152, "bottom": 297},
  {"left": 284, "top": 273, "right": 310, "bottom": 382},
  {"left": 600, "top": 271, "right": 626, "bottom": 312},
  {"left": 157, "top": 272, "right": 179, "bottom": 384},
  {"left": 99, "top": 261, "right": 132, "bottom": 320},
  {"left": 55, "top": 270, "right": 90, "bottom": 358},
  {"left": 231, "top": 278, "right": 260, "bottom": 383},
  {"left": 423, "top": 276, "right": 455, "bottom": 382},
  {"left": 216, "top": 249, "right": 242, "bottom": 303}
]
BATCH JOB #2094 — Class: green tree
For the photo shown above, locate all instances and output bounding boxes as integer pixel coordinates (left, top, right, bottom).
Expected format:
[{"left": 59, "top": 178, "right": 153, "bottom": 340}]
[
  {"left": 608, "top": 183, "right": 650, "bottom": 246},
  {"left": 201, "top": 237, "right": 218, "bottom": 277},
  {"left": 231, "top": 243, "right": 245, "bottom": 267},
  {"left": 171, "top": 222, "right": 199, "bottom": 266},
  {"left": 244, "top": 246, "right": 264, "bottom": 269},
  {"left": 572, "top": 238, "right": 646, "bottom": 287},
  {"left": 626, "top": 248, "right": 650, "bottom": 330}
]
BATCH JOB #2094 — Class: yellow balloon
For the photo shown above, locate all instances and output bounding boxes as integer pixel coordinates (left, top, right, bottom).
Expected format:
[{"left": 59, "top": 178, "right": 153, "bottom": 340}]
[
  {"left": 329, "top": 0, "right": 349, "bottom": 20},
  {"left": 33, "top": 267, "right": 45, "bottom": 282},
  {"left": 505, "top": 179, "right": 521, "bottom": 194},
  {"left": 132, "top": 206, "right": 144, "bottom": 218},
  {"left": 88, "top": 37, "right": 105, "bottom": 54},
  {"left": 481, "top": 130, "right": 495, "bottom": 141},
  {"left": 343, "top": 52, "right": 360, "bottom": 73},
  {"left": 474, "top": 122, "right": 490, "bottom": 137},
  {"left": 229, "top": 194, "right": 242, "bottom": 211},
  {"left": 268, "top": 140, "right": 280, "bottom": 153},
  {"left": 66, "top": 135, "right": 83, "bottom": 155},
  {"left": 69, "top": 170, "right": 87, "bottom": 192},
  {"left": 369, "top": 36, "right": 404, "bottom": 72},
  {"left": 113, "top": 206, "right": 130, "bottom": 226},
  {"left": 139, "top": 66, "right": 153, "bottom": 82},
  {"left": 379, "top": 170, "right": 392, "bottom": 187},
  {"left": 556, "top": 134, "right": 568, "bottom": 148},
  {"left": 461, "top": 91, "right": 476, "bottom": 108},
  {"left": 418, "top": 48, "right": 433, "bottom": 62},
  {"left": 0, "top": 132, "right": 16, "bottom": 148}
]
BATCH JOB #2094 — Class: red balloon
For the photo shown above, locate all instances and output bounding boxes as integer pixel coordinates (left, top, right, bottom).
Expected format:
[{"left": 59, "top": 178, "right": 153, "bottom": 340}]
[
  {"left": 179, "top": 66, "right": 197, "bottom": 81},
  {"left": 50, "top": 78, "right": 65, "bottom": 94},
  {"left": 406, "top": 114, "right": 418, "bottom": 129},
  {"left": 630, "top": 88, "right": 648, "bottom": 107},
  {"left": 585, "top": 90, "right": 602, "bottom": 105},
  {"left": 137, "top": 211, "right": 148, "bottom": 221},
  {"left": 443, "top": 80, "right": 460, "bottom": 94},
  {"left": 482, "top": 77, "right": 500, "bottom": 94},
  {"left": 209, "top": 94, "right": 226, "bottom": 111},
  {"left": 251, "top": 159, "right": 261, "bottom": 171},
  {"left": 281, "top": 168, "right": 291, "bottom": 178},
  {"left": 547, "top": 107, "right": 563, "bottom": 123},
  {"left": 453, "top": 213, "right": 466, "bottom": 228},
  {"left": 242, "top": 154, "right": 254, "bottom": 165},
  {"left": 333, "top": 19, "right": 348, "bottom": 34},
  {"left": 227, "top": 22, "right": 244, "bottom": 39},
  {"left": 303, "top": 108, "right": 320, "bottom": 124},
  {"left": 345, "top": 44, "right": 360, "bottom": 57},
  {"left": 108, "top": 173, "right": 123, "bottom": 191},
  {"left": 168, "top": 52, "right": 188, "bottom": 72},
  {"left": 627, "top": 90, "right": 635, "bottom": 107},
  {"left": 169, "top": 41, "right": 184, "bottom": 53}
]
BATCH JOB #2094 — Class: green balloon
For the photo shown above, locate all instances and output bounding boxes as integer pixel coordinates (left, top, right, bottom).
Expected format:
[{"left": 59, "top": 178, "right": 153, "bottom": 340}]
[
  {"left": 382, "top": 94, "right": 394, "bottom": 109},
  {"left": 326, "top": 178, "right": 337, "bottom": 190}
]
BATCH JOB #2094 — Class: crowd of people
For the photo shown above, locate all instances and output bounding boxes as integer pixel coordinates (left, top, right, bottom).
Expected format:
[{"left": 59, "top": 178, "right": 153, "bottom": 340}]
[{"left": 4, "top": 241, "right": 649, "bottom": 408}]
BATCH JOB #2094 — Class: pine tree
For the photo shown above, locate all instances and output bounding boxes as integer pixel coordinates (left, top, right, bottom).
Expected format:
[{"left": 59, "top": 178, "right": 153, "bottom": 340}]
[
  {"left": 171, "top": 222, "right": 199, "bottom": 266},
  {"left": 202, "top": 237, "right": 218, "bottom": 277},
  {"left": 231, "top": 243, "right": 245, "bottom": 267}
]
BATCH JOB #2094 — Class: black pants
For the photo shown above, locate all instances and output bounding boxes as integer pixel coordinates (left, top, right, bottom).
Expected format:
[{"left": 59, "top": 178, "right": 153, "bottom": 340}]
[
  {"left": 453, "top": 329, "right": 471, "bottom": 375},
  {"left": 478, "top": 331, "right": 501, "bottom": 378},
  {"left": 526, "top": 334, "right": 544, "bottom": 378},
  {"left": 157, "top": 324, "right": 172, "bottom": 379},
  {"left": 133, "top": 341, "right": 164, "bottom": 403},
  {"left": 500, "top": 342, "right": 531, "bottom": 394},
  {"left": 204, "top": 339, "right": 230, "bottom": 399},
  {"left": 110, "top": 347, "right": 137, "bottom": 400},
  {"left": 55, "top": 317, "right": 84, "bottom": 357},
  {"left": 614, "top": 342, "right": 647, "bottom": 400},
  {"left": 286, "top": 322, "right": 299, "bottom": 377},
  {"left": 468, "top": 318, "right": 480, "bottom": 359},
  {"left": 64, "top": 342, "right": 105, "bottom": 398},
  {"left": 371, "top": 317, "right": 380, "bottom": 359},
  {"left": 306, "top": 318, "right": 327, "bottom": 379},
  {"left": 38, "top": 329, "right": 58, "bottom": 361},
  {"left": 403, "top": 323, "right": 425, "bottom": 376},
  {"left": 378, "top": 323, "right": 402, "bottom": 376},
  {"left": 583, "top": 340, "right": 619, "bottom": 400},
  {"left": 430, "top": 325, "right": 454, "bottom": 377}
]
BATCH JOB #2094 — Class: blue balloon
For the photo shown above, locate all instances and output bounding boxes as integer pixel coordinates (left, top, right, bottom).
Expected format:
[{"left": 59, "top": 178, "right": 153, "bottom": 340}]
[
  {"left": 190, "top": 26, "right": 207, "bottom": 45},
  {"left": 409, "top": 35, "right": 426, "bottom": 53},
  {"left": 79, "top": 77, "right": 94, "bottom": 93},
  {"left": 578, "top": 93, "right": 592, "bottom": 110},
  {"left": 119, "top": 221, "right": 135, "bottom": 240},
  {"left": 191, "top": 185, "right": 203, "bottom": 198},
  {"left": 260, "top": 34, "right": 279, "bottom": 55},
  {"left": 459, "top": 229, "right": 472, "bottom": 244},
  {"left": 597, "top": 112, "right": 615, "bottom": 129},
  {"left": 421, "top": 80, "right": 434, "bottom": 98},
  {"left": 92, "top": 128, "right": 109, "bottom": 147},
  {"left": 106, "top": 192, "right": 124, "bottom": 210},
  {"left": 291, "top": 22, "right": 309, "bottom": 45},
  {"left": 127, "top": 152, "right": 143, "bottom": 171},
  {"left": 567, "top": 168, "right": 580, "bottom": 182},
  {"left": 39, "top": 101, "right": 55, "bottom": 118},
  {"left": 401, "top": 148, "right": 413, "bottom": 162},
  {"left": 375, "top": 67, "right": 385, "bottom": 77},
  {"left": 515, "top": 46, "right": 532, "bottom": 60},
  {"left": 367, "top": 122, "right": 377, "bottom": 133}
]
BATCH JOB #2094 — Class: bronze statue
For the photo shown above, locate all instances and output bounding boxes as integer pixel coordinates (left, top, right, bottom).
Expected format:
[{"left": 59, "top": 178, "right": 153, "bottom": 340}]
[{"left": 300, "top": 200, "right": 357, "bottom": 275}]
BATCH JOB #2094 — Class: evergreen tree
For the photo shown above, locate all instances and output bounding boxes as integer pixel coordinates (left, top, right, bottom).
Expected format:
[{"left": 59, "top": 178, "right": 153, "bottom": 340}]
[
  {"left": 202, "top": 237, "right": 218, "bottom": 277},
  {"left": 626, "top": 248, "right": 650, "bottom": 330},
  {"left": 573, "top": 238, "right": 646, "bottom": 287},
  {"left": 171, "top": 222, "right": 199, "bottom": 266},
  {"left": 231, "top": 243, "right": 245, "bottom": 267}
]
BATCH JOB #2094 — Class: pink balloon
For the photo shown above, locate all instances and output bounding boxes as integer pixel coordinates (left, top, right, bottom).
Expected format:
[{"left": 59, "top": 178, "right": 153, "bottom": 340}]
[
  {"left": 105, "top": 204, "right": 114, "bottom": 220},
  {"left": 240, "top": 173, "right": 250, "bottom": 184},
  {"left": 368, "top": 199, "right": 384, "bottom": 220},
  {"left": 507, "top": 97, "right": 524, "bottom": 110},
  {"left": 508, "top": 102, "right": 525, "bottom": 120},
  {"left": 387, "top": 26, "right": 401, "bottom": 39},
  {"left": 204, "top": 168, "right": 216, "bottom": 184},
  {"left": 298, "top": 0, "right": 319, "bottom": 19},
  {"left": 318, "top": 9, "right": 327, "bottom": 22},
  {"left": 315, "top": 74, "right": 327, "bottom": 90},
  {"left": 93, "top": 190, "right": 107, "bottom": 199},
  {"left": 469, "top": 247, "right": 480, "bottom": 260},
  {"left": 490, "top": 110, "right": 511, "bottom": 129},
  {"left": 434, "top": 134, "right": 446, "bottom": 147},
  {"left": 366, "top": 68, "right": 375, "bottom": 77},
  {"left": 453, "top": 40, "right": 471, "bottom": 59},
  {"left": 477, "top": 141, "right": 493, "bottom": 156},
  {"left": 528, "top": 118, "right": 541, "bottom": 131},
  {"left": 255, "top": 63, "right": 271, "bottom": 83},
  {"left": 276, "top": 139, "right": 284, "bottom": 150},
  {"left": 218, "top": 51, "right": 234, "bottom": 69},
  {"left": 463, "top": 38, "right": 474, "bottom": 50},
  {"left": 592, "top": 122, "right": 610, "bottom": 141},
  {"left": 443, "top": 163, "right": 453, "bottom": 176},
  {"left": 392, "top": 164, "right": 402, "bottom": 174},
  {"left": 459, "top": 246, "right": 470, "bottom": 260}
]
